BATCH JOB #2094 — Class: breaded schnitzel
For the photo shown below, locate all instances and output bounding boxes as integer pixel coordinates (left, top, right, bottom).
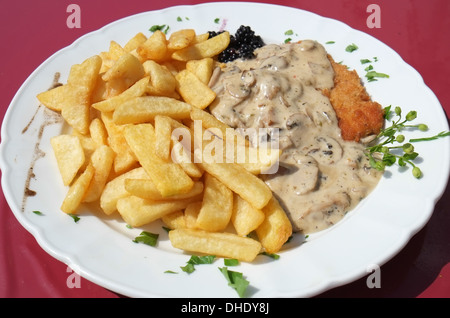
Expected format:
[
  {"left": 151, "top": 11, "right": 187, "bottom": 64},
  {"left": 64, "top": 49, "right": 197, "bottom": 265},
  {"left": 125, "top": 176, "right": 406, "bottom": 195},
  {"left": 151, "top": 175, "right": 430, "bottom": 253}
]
[{"left": 323, "top": 56, "right": 385, "bottom": 142}]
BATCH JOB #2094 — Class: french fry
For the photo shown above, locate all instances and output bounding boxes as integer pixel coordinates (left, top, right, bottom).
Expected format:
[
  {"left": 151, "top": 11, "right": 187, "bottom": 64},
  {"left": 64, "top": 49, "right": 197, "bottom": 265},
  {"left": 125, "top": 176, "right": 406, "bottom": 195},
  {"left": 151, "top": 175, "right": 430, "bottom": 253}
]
[
  {"left": 101, "top": 111, "right": 139, "bottom": 174},
  {"left": 162, "top": 210, "right": 186, "bottom": 229},
  {"left": 154, "top": 115, "right": 172, "bottom": 161},
  {"left": 89, "top": 118, "right": 108, "bottom": 147},
  {"left": 231, "top": 193, "right": 265, "bottom": 237},
  {"left": 170, "top": 138, "right": 203, "bottom": 178},
  {"left": 63, "top": 55, "right": 102, "bottom": 134},
  {"left": 124, "top": 123, "right": 194, "bottom": 197},
  {"left": 91, "top": 76, "right": 149, "bottom": 112},
  {"left": 171, "top": 31, "right": 230, "bottom": 61},
  {"left": 124, "top": 32, "right": 147, "bottom": 52},
  {"left": 175, "top": 69, "right": 216, "bottom": 109},
  {"left": 137, "top": 30, "right": 168, "bottom": 62},
  {"left": 113, "top": 96, "right": 192, "bottom": 125},
  {"left": 50, "top": 134, "right": 85, "bottom": 186},
  {"left": 102, "top": 53, "right": 145, "bottom": 94},
  {"left": 186, "top": 57, "right": 214, "bottom": 85},
  {"left": 196, "top": 160, "right": 272, "bottom": 210},
  {"left": 117, "top": 195, "right": 199, "bottom": 227},
  {"left": 143, "top": 60, "right": 178, "bottom": 96},
  {"left": 99, "top": 167, "right": 149, "bottom": 215},
  {"left": 83, "top": 145, "right": 115, "bottom": 203},
  {"left": 256, "top": 196, "right": 293, "bottom": 254},
  {"left": 184, "top": 201, "right": 202, "bottom": 229},
  {"left": 167, "top": 29, "right": 196, "bottom": 50},
  {"left": 169, "top": 228, "right": 262, "bottom": 262},
  {"left": 196, "top": 173, "right": 233, "bottom": 232},
  {"left": 36, "top": 84, "right": 69, "bottom": 112},
  {"left": 124, "top": 179, "right": 203, "bottom": 201},
  {"left": 60, "top": 164, "right": 95, "bottom": 214}
]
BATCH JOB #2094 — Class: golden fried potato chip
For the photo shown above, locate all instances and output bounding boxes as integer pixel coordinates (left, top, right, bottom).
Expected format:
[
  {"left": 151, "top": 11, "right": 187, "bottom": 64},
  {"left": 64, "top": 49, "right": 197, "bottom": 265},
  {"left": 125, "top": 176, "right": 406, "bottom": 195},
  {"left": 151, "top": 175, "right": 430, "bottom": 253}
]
[
  {"left": 137, "top": 30, "right": 168, "bottom": 62},
  {"left": 36, "top": 84, "right": 69, "bottom": 112},
  {"left": 124, "top": 179, "right": 203, "bottom": 201},
  {"left": 186, "top": 57, "right": 214, "bottom": 85},
  {"left": 92, "top": 76, "right": 149, "bottom": 112},
  {"left": 83, "top": 145, "right": 115, "bottom": 203},
  {"left": 175, "top": 70, "right": 216, "bottom": 109},
  {"left": 161, "top": 210, "right": 186, "bottom": 230},
  {"left": 101, "top": 111, "right": 139, "bottom": 174},
  {"left": 169, "top": 228, "right": 262, "bottom": 262},
  {"left": 117, "top": 195, "right": 199, "bottom": 227},
  {"left": 256, "top": 196, "right": 293, "bottom": 254},
  {"left": 60, "top": 164, "right": 95, "bottom": 214},
  {"left": 113, "top": 96, "right": 192, "bottom": 125},
  {"left": 143, "top": 60, "right": 178, "bottom": 97},
  {"left": 124, "top": 32, "right": 147, "bottom": 52},
  {"left": 231, "top": 193, "right": 265, "bottom": 237},
  {"left": 171, "top": 31, "right": 230, "bottom": 61},
  {"left": 167, "top": 29, "right": 196, "bottom": 50},
  {"left": 196, "top": 173, "right": 233, "bottom": 232},
  {"left": 100, "top": 167, "right": 148, "bottom": 215},
  {"left": 62, "top": 55, "right": 102, "bottom": 134},
  {"left": 124, "top": 123, "right": 194, "bottom": 197},
  {"left": 51, "top": 134, "right": 85, "bottom": 186}
]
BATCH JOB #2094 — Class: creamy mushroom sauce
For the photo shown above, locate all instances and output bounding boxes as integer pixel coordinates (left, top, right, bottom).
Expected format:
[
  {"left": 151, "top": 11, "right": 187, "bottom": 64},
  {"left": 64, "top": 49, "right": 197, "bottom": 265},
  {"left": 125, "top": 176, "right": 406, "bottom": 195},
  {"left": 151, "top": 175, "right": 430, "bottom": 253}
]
[{"left": 209, "top": 40, "right": 382, "bottom": 233}]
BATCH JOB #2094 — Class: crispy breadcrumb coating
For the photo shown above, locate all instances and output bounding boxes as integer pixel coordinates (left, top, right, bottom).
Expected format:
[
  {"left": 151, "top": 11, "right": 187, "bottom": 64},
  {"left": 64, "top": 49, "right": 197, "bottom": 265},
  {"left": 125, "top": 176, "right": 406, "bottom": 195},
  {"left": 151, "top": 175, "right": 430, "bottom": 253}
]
[{"left": 323, "top": 56, "right": 385, "bottom": 142}]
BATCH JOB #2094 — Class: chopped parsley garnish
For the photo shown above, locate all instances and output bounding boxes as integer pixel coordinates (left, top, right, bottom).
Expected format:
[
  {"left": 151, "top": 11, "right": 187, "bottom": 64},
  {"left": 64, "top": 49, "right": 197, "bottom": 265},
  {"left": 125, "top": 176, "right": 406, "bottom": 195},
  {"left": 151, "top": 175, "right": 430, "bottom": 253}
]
[
  {"left": 132, "top": 231, "right": 159, "bottom": 246},
  {"left": 32, "top": 210, "right": 44, "bottom": 216},
  {"left": 260, "top": 251, "right": 280, "bottom": 259},
  {"left": 284, "top": 29, "right": 294, "bottom": 35},
  {"left": 219, "top": 267, "right": 250, "bottom": 298},
  {"left": 181, "top": 255, "right": 216, "bottom": 273},
  {"left": 177, "top": 16, "right": 182, "bottom": 22},
  {"left": 214, "top": 18, "right": 220, "bottom": 24},
  {"left": 345, "top": 43, "right": 359, "bottom": 52},
  {"left": 68, "top": 214, "right": 80, "bottom": 223},
  {"left": 365, "top": 70, "right": 390, "bottom": 82},
  {"left": 149, "top": 24, "right": 170, "bottom": 34},
  {"left": 360, "top": 58, "right": 372, "bottom": 64},
  {"left": 224, "top": 258, "right": 240, "bottom": 266},
  {"left": 325, "top": 41, "right": 335, "bottom": 44}
]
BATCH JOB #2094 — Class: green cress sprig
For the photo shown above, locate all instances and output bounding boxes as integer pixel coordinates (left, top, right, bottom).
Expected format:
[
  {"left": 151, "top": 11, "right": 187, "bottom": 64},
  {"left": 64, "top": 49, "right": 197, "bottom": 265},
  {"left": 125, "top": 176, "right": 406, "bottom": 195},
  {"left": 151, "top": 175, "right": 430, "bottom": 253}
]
[{"left": 365, "top": 105, "right": 449, "bottom": 179}]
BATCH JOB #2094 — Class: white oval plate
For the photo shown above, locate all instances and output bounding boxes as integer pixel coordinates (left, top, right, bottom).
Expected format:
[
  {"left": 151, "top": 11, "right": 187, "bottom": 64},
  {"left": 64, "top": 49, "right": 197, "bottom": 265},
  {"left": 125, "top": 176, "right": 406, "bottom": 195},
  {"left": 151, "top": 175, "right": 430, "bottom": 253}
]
[{"left": 1, "top": 2, "right": 449, "bottom": 298}]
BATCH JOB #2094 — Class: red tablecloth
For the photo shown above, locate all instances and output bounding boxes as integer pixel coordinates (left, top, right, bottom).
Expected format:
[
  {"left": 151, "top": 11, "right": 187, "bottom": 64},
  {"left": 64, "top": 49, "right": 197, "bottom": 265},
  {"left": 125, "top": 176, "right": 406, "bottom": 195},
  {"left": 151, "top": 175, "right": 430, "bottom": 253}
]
[{"left": 1, "top": 0, "right": 449, "bottom": 298}]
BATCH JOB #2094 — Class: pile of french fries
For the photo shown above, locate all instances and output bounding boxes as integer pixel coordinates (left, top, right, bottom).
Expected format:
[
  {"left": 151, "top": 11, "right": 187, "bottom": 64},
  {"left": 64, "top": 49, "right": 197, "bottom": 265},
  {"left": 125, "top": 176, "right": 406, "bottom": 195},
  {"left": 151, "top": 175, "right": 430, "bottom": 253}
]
[{"left": 37, "top": 28, "right": 292, "bottom": 262}]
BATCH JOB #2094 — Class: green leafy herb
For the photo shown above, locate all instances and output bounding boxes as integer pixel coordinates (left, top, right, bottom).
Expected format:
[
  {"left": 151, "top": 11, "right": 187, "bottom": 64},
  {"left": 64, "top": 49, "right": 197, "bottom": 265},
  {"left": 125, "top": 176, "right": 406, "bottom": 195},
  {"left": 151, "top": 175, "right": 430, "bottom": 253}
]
[
  {"left": 365, "top": 70, "right": 389, "bottom": 82},
  {"left": 284, "top": 29, "right": 294, "bottom": 35},
  {"left": 214, "top": 18, "right": 220, "bottom": 24},
  {"left": 164, "top": 270, "right": 178, "bottom": 274},
  {"left": 224, "top": 258, "right": 240, "bottom": 266},
  {"left": 32, "top": 210, "right": 44, "bottom": 216},
  {"left": 284, "top": 38, "right": 292, "bottom": 43},
  {"left": 360, "top": 58, "right": 372, "bottom": 64},
  {"left": 325, "top": 41, "right": 335, "bottom": 44},
  {"left": 219, "top": 267, "right": 250, "bottom": 298},
  {"left": 133, "top": 231, "right": 159, "bottom": 246},
  {"left": 177, "top": 16, "right": 182, "bottom": 22},
  {"left": 181, "top": 255, "right": 216, "bottom": 273},
  {"left": 260, "top": 252, "right": 280, "bottom": 259},
  {"left": 149, "top": 24, "right": 169, "bottom": 34},
  {"left": 345, "top": 43, "right": 358, "bottom": 52},
  {"left": 68, "top": 214, "right": 80, "bottom": 223},
  {"left": 409, "top": 131, "right": 450, "bottom": 142},
  {"left": 365, "top": 106, "right": 449, "bottom": 178}
]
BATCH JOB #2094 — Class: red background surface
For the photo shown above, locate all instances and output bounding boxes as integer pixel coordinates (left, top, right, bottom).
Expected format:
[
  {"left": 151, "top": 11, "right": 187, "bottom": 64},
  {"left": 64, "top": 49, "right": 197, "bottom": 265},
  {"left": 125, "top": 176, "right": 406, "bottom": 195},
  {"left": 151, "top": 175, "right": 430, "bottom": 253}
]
[{"left": 1, "top": 0, "right": 449, "bottom": 298}]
